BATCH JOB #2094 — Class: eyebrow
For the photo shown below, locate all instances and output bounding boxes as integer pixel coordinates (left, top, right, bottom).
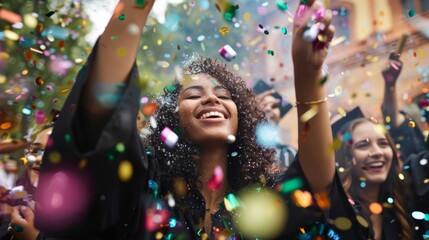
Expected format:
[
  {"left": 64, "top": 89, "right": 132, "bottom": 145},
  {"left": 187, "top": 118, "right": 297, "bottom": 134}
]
[
  {"left": 30, "top": 143, "right": 43, "bottom": 148},
  {"left": 181, "top": 85, "right": 229, "bottom": 94}
]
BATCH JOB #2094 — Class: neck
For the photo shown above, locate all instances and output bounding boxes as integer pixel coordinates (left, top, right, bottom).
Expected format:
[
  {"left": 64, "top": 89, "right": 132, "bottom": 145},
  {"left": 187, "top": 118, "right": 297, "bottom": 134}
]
[
  {"left": 357, "top": 182, "right": 380, "bottom": 209},
  {"left": 196, "top": 145, "right": 230, "bottom": 208}
]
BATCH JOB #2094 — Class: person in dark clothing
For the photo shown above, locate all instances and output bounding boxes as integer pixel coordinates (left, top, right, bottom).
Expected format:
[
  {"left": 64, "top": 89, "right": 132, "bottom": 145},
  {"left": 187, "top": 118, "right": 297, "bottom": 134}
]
[
  {"left": 335, "top": 118, "right": 429, "bottom": 239},
  {"left": 382, "top": 38, "right": 427, "bottom": 160}
]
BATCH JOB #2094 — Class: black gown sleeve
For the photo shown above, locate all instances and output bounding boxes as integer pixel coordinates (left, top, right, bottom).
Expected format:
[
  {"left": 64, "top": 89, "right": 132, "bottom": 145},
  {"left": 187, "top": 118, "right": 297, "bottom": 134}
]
[
  {"left": 389, "top": 113, "right": 427, "bottom": 160},
  {"left": 275, "top": 157, "right": 372, "bottom": 240},
  {"left": 34, "top": 41, "right": 157, "bottom": 239}
]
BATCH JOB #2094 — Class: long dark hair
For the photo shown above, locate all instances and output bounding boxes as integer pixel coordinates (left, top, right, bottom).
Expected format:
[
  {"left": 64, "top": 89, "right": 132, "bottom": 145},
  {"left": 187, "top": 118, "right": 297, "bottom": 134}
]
[
  {"left": 335, "top": 118, "right": 412, "bottom": 239},
  {"left": 146, "top": 57, "right": 277, "bottom": 196}
]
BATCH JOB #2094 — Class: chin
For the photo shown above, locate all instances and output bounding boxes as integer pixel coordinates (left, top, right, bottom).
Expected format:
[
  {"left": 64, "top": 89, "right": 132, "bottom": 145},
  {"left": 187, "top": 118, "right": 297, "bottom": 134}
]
[{"left": 366, "top": 175, "right": 388, "bottom": 185}]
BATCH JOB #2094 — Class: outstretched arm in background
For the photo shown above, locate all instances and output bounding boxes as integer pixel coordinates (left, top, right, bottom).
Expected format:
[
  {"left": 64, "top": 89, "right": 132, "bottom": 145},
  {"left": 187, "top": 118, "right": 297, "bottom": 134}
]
[
  {"left": 83, "top": 0, "right": 155, "bottom": 129},
  {"left": 382, "top": 52, "right": 405, "bottom": 129},
  {"left": 292, "top": 0, "right": 335, "bottom": 194}
]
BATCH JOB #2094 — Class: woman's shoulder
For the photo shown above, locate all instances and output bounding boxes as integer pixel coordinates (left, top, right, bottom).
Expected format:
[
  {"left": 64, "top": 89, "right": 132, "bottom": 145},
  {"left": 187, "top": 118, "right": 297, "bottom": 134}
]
[{"left": 403, "top": 150, "right": 429, "bottom": 198}]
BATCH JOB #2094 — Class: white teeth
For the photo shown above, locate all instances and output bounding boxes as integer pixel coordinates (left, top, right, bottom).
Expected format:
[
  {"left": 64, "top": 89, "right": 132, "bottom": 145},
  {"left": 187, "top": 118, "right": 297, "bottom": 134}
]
[
  {"left": 200, "top": 111, "right": 225, "bottom": 119},
  {"left": 368, "top": 162, "right": 384, "bottom": 168}
]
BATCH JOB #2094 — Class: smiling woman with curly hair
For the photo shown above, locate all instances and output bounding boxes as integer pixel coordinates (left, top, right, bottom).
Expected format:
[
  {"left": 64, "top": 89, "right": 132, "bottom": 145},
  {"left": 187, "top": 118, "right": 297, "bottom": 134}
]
[
  {"left": 147, "top": 57, "right": 278, "bottom": 197},
  {"left": 144, "top": 56, "right": 282, "bottom": 239}
]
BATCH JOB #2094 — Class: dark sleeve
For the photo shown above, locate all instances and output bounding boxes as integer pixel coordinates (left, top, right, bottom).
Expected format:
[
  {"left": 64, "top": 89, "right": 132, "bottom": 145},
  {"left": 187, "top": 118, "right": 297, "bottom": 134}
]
[
  {"left": 389, "top": 113, "right": 427, "bottom": 160},
  {"left": 35, "top": 41, "right": 154, "bottom": 238},
  {"left": 405, "top": 151, "right": 429, "bottom": 204},
  {"left": 275, "top": 157, "right": 371, "bottom": 240}
]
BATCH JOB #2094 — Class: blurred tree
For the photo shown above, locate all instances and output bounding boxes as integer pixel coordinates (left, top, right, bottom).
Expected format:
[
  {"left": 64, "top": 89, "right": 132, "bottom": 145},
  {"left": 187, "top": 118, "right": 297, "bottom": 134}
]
[{"left": 0, "top": 0, "right": 91, "bottom": 141}]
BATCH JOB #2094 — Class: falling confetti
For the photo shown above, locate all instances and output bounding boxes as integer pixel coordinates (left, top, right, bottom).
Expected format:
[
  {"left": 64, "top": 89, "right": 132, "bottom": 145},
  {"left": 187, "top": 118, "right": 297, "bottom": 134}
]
[{"left": 207, "top": 165, "right": 224, "bottom": 190}]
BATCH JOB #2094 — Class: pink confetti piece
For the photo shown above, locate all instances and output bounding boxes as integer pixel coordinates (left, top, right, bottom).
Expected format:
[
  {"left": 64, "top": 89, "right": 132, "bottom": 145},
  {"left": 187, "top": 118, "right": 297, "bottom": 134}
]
[{"left": 207, "top": 165, "right": 224, "bottom": 190}]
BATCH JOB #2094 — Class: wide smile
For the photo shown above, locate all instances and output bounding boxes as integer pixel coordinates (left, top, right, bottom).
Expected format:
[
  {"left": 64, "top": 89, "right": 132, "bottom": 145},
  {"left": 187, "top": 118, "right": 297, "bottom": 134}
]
[
  {"left": 196, "top": 108, "right": 229, "bottom": 123},
  {"left": 362, "top": 161, "right": 385, "bottom": 172}
]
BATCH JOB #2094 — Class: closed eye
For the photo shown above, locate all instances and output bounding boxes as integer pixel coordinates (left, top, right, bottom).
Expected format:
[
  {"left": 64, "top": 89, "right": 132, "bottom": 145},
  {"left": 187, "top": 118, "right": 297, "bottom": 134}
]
[
  {"left": 187, "top": 95, "right": 201, "bottom": 99},
  {"left": 217, "top": 95, "right": 231, "bottom": 100}
]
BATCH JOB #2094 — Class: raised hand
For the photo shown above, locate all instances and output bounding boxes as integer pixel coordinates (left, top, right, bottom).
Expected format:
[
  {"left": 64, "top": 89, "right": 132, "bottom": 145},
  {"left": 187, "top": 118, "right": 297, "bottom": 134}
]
[
  {"left": 382, "top": 52, "right": 403, "bottom": 85},
  {"left": 292, "top": 0, "right": 334, "bottom": 78}
]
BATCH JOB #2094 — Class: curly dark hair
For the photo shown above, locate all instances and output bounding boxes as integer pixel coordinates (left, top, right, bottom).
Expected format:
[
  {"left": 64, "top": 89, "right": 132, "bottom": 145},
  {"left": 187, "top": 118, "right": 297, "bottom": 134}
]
[{"left": 146, "top": 57, "right": 278, "bottom": 195}]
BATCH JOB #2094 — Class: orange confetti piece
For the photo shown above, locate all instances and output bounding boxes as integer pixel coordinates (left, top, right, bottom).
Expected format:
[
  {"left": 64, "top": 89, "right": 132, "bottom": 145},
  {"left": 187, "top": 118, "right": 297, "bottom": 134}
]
[
  {"left": 59, "top": 40, "right": 65, "bottom": 48},
  {"left": 369, "top": 202, "right": 383, "bottom": 214},
  {"left": 142, "top": 102, "right": 158, "bottom": 116}
]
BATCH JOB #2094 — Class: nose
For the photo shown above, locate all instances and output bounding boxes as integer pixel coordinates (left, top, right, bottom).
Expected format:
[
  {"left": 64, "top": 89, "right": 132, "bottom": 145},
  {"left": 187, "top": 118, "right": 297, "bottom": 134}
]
[
  {"left": 369, "top": 144, "right": 384, "bottom": 158},
  {"left": 202, "top": 93, "right": 220, "bottom": 105}
]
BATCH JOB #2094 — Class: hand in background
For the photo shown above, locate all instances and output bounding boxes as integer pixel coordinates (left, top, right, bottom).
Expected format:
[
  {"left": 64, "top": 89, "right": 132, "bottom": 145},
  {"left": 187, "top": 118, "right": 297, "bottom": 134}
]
[
  {"left": 9, "top": 206, "right": 39, "bottom": 240},
  {"left": 382, "top": 52, "right": 403, "bottom": 85}
]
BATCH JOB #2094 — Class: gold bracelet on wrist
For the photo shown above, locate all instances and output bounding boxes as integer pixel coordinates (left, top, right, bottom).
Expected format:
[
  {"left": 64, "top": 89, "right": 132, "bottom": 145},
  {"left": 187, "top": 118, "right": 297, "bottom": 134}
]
[{"left": 295, "top": 97, "right": 328, "bottom": 107}]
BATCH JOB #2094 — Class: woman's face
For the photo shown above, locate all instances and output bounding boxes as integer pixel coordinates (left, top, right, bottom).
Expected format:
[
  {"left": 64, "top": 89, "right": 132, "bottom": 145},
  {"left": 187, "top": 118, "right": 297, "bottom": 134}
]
[
  {"left": 26, "top": 127, "right": 52, "bottom": 187},
  {"left": 350, "top": 121, "right": 393, "bottom": 185},
  {"left": 178, "top": 73, "right": 238, "bottom": 146}
]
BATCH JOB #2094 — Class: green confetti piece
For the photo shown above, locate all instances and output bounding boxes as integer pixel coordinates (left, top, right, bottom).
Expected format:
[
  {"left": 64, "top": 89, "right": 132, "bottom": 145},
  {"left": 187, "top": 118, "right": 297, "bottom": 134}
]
[
  {"left": 319, "top": 75, "right": 329, "bottom": 85},
  {"left": 267, "top": 50, "right": 275, "bottom": 56},
  {"left": 118, "top": 13, "right": 126, "bottom": 21},
  {"left": 165, "top": 85, "right": 176, "bottom": 93},
  {"left": 408, "top": 9, "right": 416, "bottom": 17},
  {"left": 65, "top": 134, "right": 71, "bottom": 143},
  {"left": 264, "top": 30, "right": 270, "bottom": 35},
  {"left": 281, "top": 27, "right": 288, "bottom": 35},
  {"left": 278, "top": 177, "right": 303, "bottom": 194},
  {"left": 116, "top": 143, "right": 125, "bottom": 152},
  {"left": 276, "top": 1, "right": 288, "bottom": 11},
  {"left": 135, "top": 0, "right": 146, "bottom": 7}
]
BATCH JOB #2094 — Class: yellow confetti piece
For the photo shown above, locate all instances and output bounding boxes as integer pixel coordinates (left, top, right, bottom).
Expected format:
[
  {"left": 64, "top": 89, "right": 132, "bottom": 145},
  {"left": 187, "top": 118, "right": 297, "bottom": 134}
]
[
  {"left": 398, "top": 173, "right": 405, "bottom": 180},
  {"left": 118, "top": 160, "right": 133, "bottom": 181},
  {"left": 249, "top": 35, "right": 263, "bottom": 46},
  {"left": 334, "top": 85, "right": 342, "bottom": 96},
  {"left": 79, "top": 159, "right": 87, "bottom": 168},
  {"left": 385, "top": 116, "right": 391, "bottom": 123},
  {"left": 417, "top": 48, "right": 425, "bottom": 58},
  {"left": 4, "top": 30, "right": 19, "bottom": 41},
  {"left": 49, "top": 151, "right": 61, "bottom": 164},
  {"left": 116, "top": 47, "right": 127, "bottom": 57},
  {"left": 224, "top": 197, "right": 233, "bottom": 211},
  {"left": 334, "top": 217, "right": 352, "bottom": 230},
  {"left": 317, "top": 34, "right": 327, "bottom": 42},
  {"left": 408, "top": 121, "right": 416, "bottom": 128},
  {"left": 356, "top": 215, "right": 369, "bottom": 228},
  {"left": 375, "top": 124, "right": 387, "bottom": 135},
  {"left": 369, "top": 202, "right": 383, "bottom": 214},
  {"left": 23, "top": 14, "right": 37, "bottom": 28},
  {"left": 292, "top": 190, "right": 312, "bottom": 208},
  {"left": 243, "top": 12, "right": 251, "bottom": 22},
  {"left": 423, "top": 178, "right": 429, "bottom": 184},
  {"left": 332, "top": 138, "right": 342, "bottom": 152},
  {"left": 157, "top": 39, "right": 162, "bottom": 46},
  {"left": 219, "top": 26, "right": 229, "bottom": 36},
  {"left": 299, "top": 105, "right": 319, "bottom": 122},
  {"left": 154, "top": 232, "right": 163, "bottom": 239},
  {"left": 330, "top": 36, "right": 346, "bottom": 46},
  {"left": 337, "top": 107, "right": 346, "bottom": 117},
  {"left": 0, "top": 75, "right": 6, "bottom": 84}
]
